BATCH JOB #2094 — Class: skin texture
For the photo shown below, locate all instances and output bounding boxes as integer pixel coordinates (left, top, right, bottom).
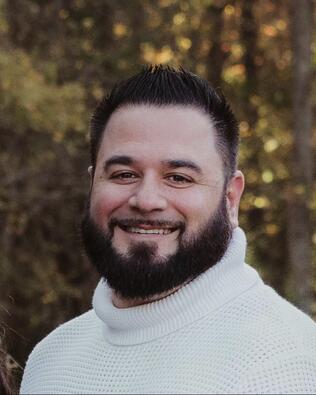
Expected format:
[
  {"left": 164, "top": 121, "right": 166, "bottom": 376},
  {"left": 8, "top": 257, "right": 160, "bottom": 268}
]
[{"left": 88, "top": 105, "right": 244, "bottom": 307}]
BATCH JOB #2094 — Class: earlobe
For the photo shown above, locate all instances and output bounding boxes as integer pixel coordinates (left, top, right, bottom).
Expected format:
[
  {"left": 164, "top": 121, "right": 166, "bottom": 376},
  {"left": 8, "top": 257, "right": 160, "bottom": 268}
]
[
  {"left": 226, "top": 170, "right": 245, "bottom": 228},
  {"left": 88, "top": 166, "right": 94, "bottom": 192}
]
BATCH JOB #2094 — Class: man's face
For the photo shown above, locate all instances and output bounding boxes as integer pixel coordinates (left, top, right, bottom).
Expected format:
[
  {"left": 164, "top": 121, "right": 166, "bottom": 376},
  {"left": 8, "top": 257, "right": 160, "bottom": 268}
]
[
  {"left": 90, "top": 105, "right": 225, "bottom": 252},
  {"left": 82, "top": 105, "right": 244, "bottom": 300}
]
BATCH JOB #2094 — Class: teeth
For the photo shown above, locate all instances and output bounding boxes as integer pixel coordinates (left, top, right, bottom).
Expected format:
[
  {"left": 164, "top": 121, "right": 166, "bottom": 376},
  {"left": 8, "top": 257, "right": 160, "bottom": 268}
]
[{"left": 126, "top": 227, "right": 173, "bottom": 235}]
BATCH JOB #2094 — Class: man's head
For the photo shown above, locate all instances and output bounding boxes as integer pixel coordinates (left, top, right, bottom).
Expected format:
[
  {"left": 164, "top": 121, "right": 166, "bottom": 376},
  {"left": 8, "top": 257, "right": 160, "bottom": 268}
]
[
  {"left": 81, "top": 66, "right": 244, "bottom": 304},
  {"left": 90, "top": 65, "right": 239, "bottom": 182}
]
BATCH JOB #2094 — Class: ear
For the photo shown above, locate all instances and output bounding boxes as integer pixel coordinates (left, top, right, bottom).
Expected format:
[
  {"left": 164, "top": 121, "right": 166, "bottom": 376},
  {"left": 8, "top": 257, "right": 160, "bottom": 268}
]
[
  {"left": 88, "top": 166, "right": 94, "bottom": 191},
  {"left": 225, "top": 170, "right": 245, "bottom": 228}
]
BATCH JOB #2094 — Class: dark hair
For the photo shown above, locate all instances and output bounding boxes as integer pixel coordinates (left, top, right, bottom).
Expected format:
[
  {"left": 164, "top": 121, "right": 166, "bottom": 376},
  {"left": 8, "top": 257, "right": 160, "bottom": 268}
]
[
  {"left": 0, "top": 347, "right": 12, "bottom": 395},
  {"left": 90, "top": 65, "right": 239, "bottom": 180}
]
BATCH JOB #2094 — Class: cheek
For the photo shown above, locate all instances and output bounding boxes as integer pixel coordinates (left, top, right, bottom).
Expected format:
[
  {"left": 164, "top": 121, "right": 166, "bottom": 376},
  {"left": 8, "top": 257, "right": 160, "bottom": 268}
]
[
  {"left": 90, "top": 186, "right": 129, "bottom": 228},
  {"left": 171, "top": 190, "right": 221, "bottom": 231}
]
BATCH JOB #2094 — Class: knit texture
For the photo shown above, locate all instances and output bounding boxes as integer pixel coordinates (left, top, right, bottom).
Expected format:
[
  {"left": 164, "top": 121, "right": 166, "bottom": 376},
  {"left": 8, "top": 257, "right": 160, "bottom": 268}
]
[{"left": 21, "top": 228, "right": 316, "bottom": 394}]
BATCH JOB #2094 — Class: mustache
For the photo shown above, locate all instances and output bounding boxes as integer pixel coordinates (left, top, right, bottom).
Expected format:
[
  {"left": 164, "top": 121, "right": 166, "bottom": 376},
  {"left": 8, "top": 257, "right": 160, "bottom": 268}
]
[{"left": 109, "top": 218, "right": 185, "bottom": 231}]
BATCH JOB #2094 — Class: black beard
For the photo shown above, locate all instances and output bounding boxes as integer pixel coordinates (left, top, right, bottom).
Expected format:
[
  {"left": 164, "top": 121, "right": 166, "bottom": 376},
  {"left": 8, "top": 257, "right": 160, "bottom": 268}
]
[{"left": 81, "top": 197, "right": 232, "bottom": 300}]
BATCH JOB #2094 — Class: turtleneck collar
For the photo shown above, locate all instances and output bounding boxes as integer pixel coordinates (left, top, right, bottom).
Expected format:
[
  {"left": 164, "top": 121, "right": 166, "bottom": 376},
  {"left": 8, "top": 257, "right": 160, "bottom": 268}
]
[{"left": 92, "top": 227, "right": 261, "bottom": 345}]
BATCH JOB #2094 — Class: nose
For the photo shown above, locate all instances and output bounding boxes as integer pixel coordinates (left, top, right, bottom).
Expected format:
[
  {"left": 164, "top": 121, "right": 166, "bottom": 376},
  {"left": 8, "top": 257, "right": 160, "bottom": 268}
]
[{"left": 128, "top": 176, "right": 168, "bottom": 213}]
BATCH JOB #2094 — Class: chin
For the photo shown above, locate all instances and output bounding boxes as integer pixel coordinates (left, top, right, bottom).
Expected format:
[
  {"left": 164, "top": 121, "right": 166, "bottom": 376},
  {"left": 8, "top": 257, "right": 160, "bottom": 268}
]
[{"left": 116, "top": 241, "right": 177, "bottom": 260}]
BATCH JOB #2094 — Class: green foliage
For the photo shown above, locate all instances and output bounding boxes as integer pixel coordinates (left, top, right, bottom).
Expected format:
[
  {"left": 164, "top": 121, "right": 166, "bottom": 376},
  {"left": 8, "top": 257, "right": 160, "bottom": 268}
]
[{"left": 0, "top": 49, "right": 86, "bottom": 135}]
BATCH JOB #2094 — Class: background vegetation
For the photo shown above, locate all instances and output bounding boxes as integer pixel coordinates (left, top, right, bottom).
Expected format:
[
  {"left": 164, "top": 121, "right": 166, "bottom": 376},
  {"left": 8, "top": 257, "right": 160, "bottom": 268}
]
[{"left": 1, "top": 0, "right": 315, "bottom": 387}]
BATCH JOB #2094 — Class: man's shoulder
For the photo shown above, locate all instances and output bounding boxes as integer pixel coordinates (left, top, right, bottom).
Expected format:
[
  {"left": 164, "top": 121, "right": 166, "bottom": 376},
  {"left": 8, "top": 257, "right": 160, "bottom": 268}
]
[
  {"left": 224, "top": 282, "right": 316, "bottom": 393},
  {"left": 245, "top": 283, "right": 316, "bottom": 349},
  {"left": 21, "top": 309, "right": 101, "bottom": 393},
  {"left": 28, "top": 309, "right": 99, "bottom": 357},
  {"left": 263, "top": 285, "right": 315, "bottom": 328},
  {"left": 233, "top": 284, "right": 316, "bottom": 393}
]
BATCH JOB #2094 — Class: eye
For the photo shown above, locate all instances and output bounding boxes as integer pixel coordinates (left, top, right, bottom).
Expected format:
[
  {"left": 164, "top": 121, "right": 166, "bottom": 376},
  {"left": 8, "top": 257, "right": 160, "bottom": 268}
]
[
  {"left": 166, "top": 174, "right": 193, "bottom": 187},
  {"left": 110, "top": 171, "right": 138, "bottom": 183}
]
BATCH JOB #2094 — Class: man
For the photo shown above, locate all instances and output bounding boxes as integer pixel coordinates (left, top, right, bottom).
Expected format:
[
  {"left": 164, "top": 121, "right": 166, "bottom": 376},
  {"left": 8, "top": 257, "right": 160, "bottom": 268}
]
[{"left": 21, "top": 66, "right": 316, "bottom": 394}]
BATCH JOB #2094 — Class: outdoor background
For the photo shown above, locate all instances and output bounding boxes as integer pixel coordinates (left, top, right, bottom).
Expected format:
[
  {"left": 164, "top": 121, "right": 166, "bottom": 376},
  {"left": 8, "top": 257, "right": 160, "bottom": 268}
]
[{"left": 1, "top": 0, "right": 316, "bottom": 387}]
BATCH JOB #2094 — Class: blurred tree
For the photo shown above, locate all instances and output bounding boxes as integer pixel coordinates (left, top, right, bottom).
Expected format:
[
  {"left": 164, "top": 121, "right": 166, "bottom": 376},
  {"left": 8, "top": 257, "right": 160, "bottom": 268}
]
[
  {"left": 204, "top": 1, "right": 227, "bottom": 87},
  {"left": 287, "top": 0, "right": 314, "bottom": 313}
]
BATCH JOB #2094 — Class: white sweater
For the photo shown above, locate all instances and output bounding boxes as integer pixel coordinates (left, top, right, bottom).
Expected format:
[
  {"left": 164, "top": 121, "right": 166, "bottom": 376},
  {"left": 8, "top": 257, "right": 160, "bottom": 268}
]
[{"left": 21, "top": 228, "right": 316, "bottom": 394}]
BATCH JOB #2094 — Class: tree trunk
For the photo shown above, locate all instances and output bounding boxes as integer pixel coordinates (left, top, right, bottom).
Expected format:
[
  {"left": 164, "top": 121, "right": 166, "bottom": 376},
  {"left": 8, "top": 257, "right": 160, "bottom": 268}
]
[
  {"left": 240, "top": 0, "right": 258, "bottom": 124},
  {"left": 205, "top": 2, "right": 227, "bottom": 87},
  {"left": 287, "top": 0, "right": 313, "bottom": 314}
]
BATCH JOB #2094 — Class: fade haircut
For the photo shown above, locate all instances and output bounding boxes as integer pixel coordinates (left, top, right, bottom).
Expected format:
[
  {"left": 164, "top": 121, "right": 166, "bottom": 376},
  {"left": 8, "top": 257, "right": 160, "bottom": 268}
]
[{"left": 90, "top": 65, "right": 239, "bottom": 180}]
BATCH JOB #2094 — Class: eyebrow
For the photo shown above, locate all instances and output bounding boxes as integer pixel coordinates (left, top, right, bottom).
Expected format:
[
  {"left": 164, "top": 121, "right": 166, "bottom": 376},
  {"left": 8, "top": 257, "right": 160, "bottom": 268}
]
[
  {"left": 163, "top": 159, "right": 202, "bottom": 174},
  {"left": 103, "top": 155, "right": 133, "bottom": 172},
  {"left": 103, "top": 155, "right": 202, "bottom": 174}
]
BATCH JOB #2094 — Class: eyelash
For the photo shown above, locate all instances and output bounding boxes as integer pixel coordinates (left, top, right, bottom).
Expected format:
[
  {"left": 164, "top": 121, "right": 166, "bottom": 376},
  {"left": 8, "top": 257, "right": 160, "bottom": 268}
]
[
  {"left": 166, "top": 174, "right": 193, "bottom": 184},
  {"left": 110, "top": 172, "right": 137, "bottom": 181},
  {"left": 110, "top": 172, "right": 193, "bottom": 186}
]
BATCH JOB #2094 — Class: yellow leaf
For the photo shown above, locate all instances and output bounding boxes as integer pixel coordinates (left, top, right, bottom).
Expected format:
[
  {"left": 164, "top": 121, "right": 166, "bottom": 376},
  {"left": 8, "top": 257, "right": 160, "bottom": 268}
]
[{"left": 113, "top": 23, "right": 127, "bottom": 38}]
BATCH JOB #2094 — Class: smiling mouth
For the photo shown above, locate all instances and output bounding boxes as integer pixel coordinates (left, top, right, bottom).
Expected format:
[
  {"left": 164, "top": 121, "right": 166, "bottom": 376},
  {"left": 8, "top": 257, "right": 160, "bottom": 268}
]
[{"left": 119, "top": 225, "right": 178, "bottom": 235}]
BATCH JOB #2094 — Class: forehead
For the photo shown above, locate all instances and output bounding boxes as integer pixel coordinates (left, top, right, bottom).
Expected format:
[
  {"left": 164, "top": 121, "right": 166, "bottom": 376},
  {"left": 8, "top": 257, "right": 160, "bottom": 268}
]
[{"left": 97, "top": 105, "right": 222, "bottom": 172}]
